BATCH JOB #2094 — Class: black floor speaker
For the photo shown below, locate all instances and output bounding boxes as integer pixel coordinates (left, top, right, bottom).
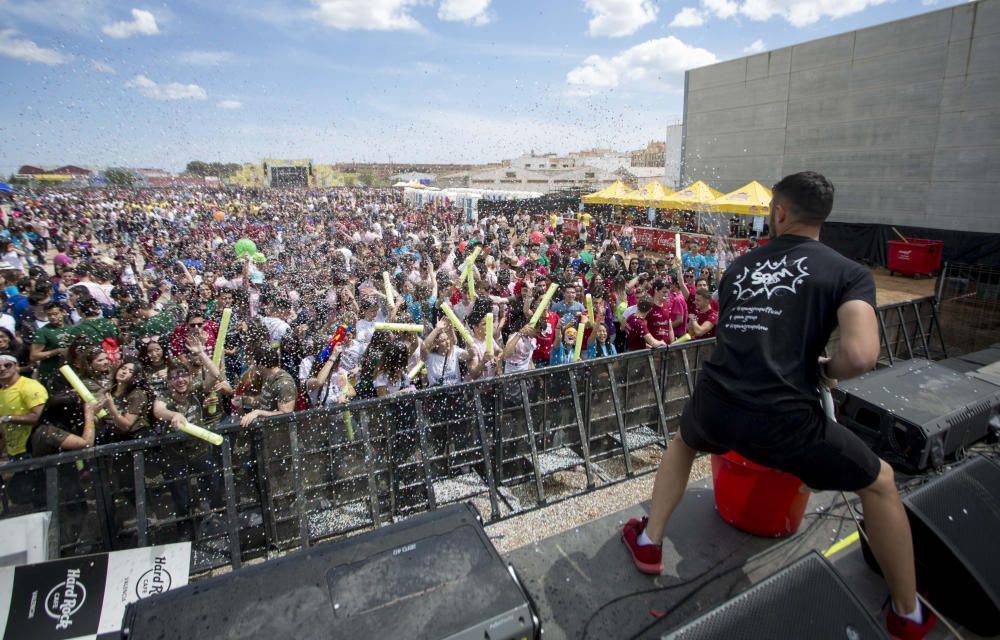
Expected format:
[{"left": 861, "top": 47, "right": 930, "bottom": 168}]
[
  {"left": 661, "top": 552, "right": 887, "bottom": 639},
  {"left": 834, "top": 359, "right": 1000, "bottom": 472},
  {"left": 121, "top": 503, "right": 540, "bottom": 640},
  {"left": 860, "top": 456, "right": 1000, "bottom": 636}
]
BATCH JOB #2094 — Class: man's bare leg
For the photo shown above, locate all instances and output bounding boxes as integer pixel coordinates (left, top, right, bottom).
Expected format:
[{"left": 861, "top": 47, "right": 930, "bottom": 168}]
[
  {"left": 856, "top": 460, "right": 918, "bottom": 615},
  {"left": 644, "top": 434, "right": 699, "bottom": 542}
]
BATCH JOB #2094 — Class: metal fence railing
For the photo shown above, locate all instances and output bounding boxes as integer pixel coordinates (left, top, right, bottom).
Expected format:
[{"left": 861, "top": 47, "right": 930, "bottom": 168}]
[
  {"left": 937, "top": 263, "right": 1000, "bottom": 356},
  {"left": 0, "top": 297, "right": 947, "bottom": 576}
]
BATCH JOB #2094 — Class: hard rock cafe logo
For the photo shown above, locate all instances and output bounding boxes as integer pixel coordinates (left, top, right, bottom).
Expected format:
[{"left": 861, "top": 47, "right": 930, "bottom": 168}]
[
  {"left": 732, "top": 256, "right": 810, "bottom": 300},
  {"left": 45, "top": 569, "right": 86, "bottom": 630},
  {"left": 135, "top": 556, "right": 172, "bottom": 598}
]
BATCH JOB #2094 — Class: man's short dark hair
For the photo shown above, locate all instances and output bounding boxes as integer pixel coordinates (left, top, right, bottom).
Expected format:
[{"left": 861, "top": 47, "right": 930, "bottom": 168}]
[
  {"left": 772, "top": 171, "right": 835, "bottom": 225},
  {"left": 253, "top": 344, "right": 281, "bottom": 369}
]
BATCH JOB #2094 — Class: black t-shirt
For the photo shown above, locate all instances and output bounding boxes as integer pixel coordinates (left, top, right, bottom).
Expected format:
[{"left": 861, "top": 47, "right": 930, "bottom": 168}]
[{"left": 702, "top": 235, "right": 876, "bottom": 411}]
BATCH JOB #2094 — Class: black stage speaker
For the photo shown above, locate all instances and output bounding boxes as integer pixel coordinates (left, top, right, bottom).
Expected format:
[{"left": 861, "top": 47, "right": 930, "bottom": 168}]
[
  {"left": 860, "top": 456, "right": 1000, "bottom": 636},
  {"left": 834, "top": 359, "right": 1000, "bottom": 472},
  {"left": 661, "top": 552, "right": 886, "bottom": 639},
  {"left": 121, "top": 503, "right": 540, "bottom": 640}
]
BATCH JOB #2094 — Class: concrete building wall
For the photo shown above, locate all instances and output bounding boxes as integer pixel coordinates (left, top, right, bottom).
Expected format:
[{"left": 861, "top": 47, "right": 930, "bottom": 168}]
[
  {"left": 681, "top": 0, "right": 1000, "bottom": 234},
  {"left": 665, "top": 124, "right": 683, "bottom": 189}
]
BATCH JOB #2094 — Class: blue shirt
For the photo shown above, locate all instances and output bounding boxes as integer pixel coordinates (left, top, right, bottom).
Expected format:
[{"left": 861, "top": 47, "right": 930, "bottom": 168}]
[{"left": 682, "top": 252, "right": 707, "bottom": 277}]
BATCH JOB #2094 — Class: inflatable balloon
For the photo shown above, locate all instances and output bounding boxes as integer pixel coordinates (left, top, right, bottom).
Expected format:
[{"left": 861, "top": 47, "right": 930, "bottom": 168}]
[
  {"left": 213, "top": 210, "right": 225, "bottom": 222},
  {"left": 235, "top": 238, "right": 257, "bottom": 258}
]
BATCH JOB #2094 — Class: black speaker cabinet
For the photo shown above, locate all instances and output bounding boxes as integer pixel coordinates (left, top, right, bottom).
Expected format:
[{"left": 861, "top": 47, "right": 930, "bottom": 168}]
[
  {"left": 834, "top": 359, "right": 1000, "bottom": 472},
  {"left": 661, "top": 552, "right": 886, "bottom": 639},
  {"left": 121, "top": 503, "right": 540, "bottom": 640},
  {"left": 861, "top": 456, "right": 1000, "bottom": 636}
]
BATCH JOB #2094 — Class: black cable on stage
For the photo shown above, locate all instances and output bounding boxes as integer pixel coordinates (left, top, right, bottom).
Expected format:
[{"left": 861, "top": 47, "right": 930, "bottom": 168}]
[{"left": 581, "top": 494, "right": 841, "bottom": 640}]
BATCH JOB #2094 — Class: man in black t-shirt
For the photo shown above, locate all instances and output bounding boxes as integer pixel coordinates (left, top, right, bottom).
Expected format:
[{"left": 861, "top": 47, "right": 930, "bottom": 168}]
[{"left": 621, "top": 173, "right": 934, "bottom": 638}]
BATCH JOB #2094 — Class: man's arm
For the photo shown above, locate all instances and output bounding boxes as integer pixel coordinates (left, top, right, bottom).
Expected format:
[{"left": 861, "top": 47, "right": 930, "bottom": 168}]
[{"left": 825, "top": 300, "right": 879, "bottom": 382}]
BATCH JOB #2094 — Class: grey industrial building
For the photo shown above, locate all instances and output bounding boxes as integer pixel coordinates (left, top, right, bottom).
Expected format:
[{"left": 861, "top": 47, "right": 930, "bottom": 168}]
[{"left": 681, "top": 0, "right": 1000, "bottom": 265}]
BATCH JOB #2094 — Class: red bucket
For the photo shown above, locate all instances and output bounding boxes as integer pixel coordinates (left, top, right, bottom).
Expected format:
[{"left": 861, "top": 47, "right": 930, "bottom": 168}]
[{"left": 711, "top": 452, "right": 810, "bottom": 537}]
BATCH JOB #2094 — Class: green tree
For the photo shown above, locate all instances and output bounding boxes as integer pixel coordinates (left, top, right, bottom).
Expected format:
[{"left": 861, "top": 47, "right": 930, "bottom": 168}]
[
  {"left": 357, "top": 169, "right": 378, "bottom": 187},
  {"left": 185, "top": 161, "right": 210, "bottom": 176},
  {"left": 102, "top": 167, "right": 136, "bottom": 187}
]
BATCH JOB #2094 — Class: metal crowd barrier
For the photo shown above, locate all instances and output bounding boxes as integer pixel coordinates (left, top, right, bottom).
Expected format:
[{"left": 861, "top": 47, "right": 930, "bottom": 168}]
[{"left": 0, "top": 297, "right": 946, "bottom": 575}]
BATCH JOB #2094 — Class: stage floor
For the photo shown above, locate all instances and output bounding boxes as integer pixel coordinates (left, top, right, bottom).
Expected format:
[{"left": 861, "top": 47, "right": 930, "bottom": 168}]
[{"left": 505, "top": 476, "right": 992, "bottom": 640}]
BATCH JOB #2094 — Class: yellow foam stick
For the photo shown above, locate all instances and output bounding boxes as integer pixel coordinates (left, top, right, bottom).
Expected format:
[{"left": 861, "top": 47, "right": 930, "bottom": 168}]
[
  {"left": 585, "top": 293, "right": 594, "bottom": 324},
  {"left": 177, "top": 419, "right": 224, "bottom": 446},
  {"left": 59, "top": 365, "right": 108, "bottom": 418},
  {"left": 529, "top": 283, "right": 559, "bottom": 325},
  {"left": 459, "top": 246, "right": 482, "bottom": 284},
  {"left": 207, "top": 307, "right": 232, "bottom": 415},
  {"left": 467, "top": 268, "right": 476, "bottom": 299},
  {"left": 373, "top": 322, "right": 424, "bottom": 333},
  {"left": 675, "top": 233, "right": 682, "bottom": 265},
  {"left": 674, "top": 333, "right": 692, "bottom": 343},
  {"left": 573, "top": 320, "right": 586, "bottom": 361},
  {"left": 484, "top": 312, "right": 494, "bottom": 356},
  {"left": 383, "top": 272, "right": 394, "bottom": 307},
  {"left": 343, "top": 410, "right": 355, "bottom": 441},
  {"left": 440, "top": 302, "right": 475, "bottom": 346},
  {"left": 407, "top": 360, "right": 425, "bottom": 380}
]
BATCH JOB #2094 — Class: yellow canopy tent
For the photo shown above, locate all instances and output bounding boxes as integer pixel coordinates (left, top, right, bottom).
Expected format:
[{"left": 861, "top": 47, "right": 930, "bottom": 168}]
[
  {"left": 708, "top": 180, "right": 773, "bottom": 215},
  {"left": 661, "top": 181, "right": 723, "bottom": 210},
  {"left": 620, "top": 181, "right": 675, "bottom": 208},
  {"left": 581, "top": 180, "right": 630, "bottom": 205}
]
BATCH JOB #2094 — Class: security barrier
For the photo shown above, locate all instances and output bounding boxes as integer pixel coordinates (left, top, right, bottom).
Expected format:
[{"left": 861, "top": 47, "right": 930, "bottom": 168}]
[{"left": 0, "top": 297, "right": 945, "bottom": 575}]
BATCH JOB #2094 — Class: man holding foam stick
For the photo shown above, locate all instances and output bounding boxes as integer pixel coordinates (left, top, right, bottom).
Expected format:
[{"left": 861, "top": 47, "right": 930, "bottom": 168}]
[{"left": 620, "top": 172, "right": 935, "bottom": 639}]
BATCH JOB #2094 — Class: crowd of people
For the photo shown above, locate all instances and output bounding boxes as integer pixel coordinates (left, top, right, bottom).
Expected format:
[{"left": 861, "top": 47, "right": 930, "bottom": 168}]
[{"left": 0, "top": 186, "right": 736, "bottom": 512}]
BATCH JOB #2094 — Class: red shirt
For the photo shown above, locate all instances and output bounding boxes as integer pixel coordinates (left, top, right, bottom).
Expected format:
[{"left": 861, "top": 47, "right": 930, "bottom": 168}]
[
  {"left": 531, "top": 311, "right": 559, "bottom": 362},
  {"left": 668, "top": 291, "right": 689, "bottom": 337},
  {"left": 647, "top": 300, "right": 673, "bottom": 343},
  {"left": 625, "top": 313, "right": 651, "bottom": 351},
  {"left": 694, "top": 306, "right": 718, "bottom": 339}
]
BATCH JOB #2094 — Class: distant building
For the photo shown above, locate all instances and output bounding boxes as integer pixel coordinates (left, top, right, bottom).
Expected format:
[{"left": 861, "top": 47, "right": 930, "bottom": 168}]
[
  {"left": 439, "top": 165, "right": 620, "bottom": 194},
  {"left": 629, "top": 141, "right": 666, "bottom": 168},
  {"left": 665, "top": 124, "right": 683, "bottom": 189}
]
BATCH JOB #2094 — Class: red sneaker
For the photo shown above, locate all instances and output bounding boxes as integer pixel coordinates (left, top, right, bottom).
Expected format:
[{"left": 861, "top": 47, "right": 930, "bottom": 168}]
[
  {"left": 621, "top": 517, "right": 662, "bottom": 575},
  {"left": 886, "top": 602, "right": 937, "bottom": 640}
]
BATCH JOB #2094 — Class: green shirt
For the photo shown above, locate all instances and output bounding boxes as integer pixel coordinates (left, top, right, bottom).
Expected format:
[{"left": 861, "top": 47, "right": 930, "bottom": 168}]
[
  {"left": 71, "top": 317, "right": 119, "bottom": 345},
  {"left": 258, "top": 369, "right": 297, "bottom": 412},
  {"left": 32, "top": 324, "right": 73, "bottom": 384},
  {"left": 132, "top": 303, "right": 181, "bottom": 342}
]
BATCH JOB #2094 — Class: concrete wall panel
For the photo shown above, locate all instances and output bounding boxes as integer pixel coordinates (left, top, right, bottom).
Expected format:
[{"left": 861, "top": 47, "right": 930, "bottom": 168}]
[
  {"left": 790, "top": 33, "right": 856, "bottom": 71},
  {"left": 682, "top": 0, "right": 999, "bottom": 234}
]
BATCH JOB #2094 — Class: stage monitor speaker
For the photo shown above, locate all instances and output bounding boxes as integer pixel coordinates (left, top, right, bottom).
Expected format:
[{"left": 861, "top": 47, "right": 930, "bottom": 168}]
[
  {"left": 121, "top": 503, "right": 540, "bottom": 640},
  {"left": 860, "top": 456, "right": 1000, "bottom": 636},
  {"left": 834, "top": 359, "right": 1000, "bottom": 472},
  {"left": 661, "top": 552, "right": 886, "bottom": 639}
]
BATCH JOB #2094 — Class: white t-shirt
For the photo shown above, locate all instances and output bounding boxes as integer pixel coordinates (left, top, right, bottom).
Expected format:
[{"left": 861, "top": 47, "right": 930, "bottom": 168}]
[
  {"left": 426, "top": 347, "right": 464, "bottom": 387},
  {"left": 374, "top": 373, "right": 406, "bottom": 395}
]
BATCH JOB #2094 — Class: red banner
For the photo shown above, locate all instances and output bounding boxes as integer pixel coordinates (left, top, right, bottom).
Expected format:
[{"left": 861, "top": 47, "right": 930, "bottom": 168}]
[{"left": 545, "top": 217, "right": 760, "bottom": 253}]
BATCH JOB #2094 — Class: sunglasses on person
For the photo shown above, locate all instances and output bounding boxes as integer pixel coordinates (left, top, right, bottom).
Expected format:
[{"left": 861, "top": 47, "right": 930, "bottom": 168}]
[
  {"left": 170, "top": 372, "right": 191, "bottom": 380},
  {"left": 140, "top": 335, "right": 161, "bottom": 344},
  {"left": 188, "top": 322, "right": 204, "bottom": 329}
]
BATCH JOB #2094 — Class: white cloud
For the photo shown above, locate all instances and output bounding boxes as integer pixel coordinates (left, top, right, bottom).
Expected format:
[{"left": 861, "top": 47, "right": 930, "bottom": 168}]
[
  {"left": 92, "top": 60, "right": 116, "bottom": 73},
  {"left": 0, "top": 29, "right": 71, "bottom": 65},
  {"left": 217, "top": 99, "right": 243, "bottom": 109},
  {"left": 702, "top": 0, "right": 891, "bottom": 27},
  {"left": 438, "top": 0, "right": 492, "bottom": 25},
  {"left": 584, "top": 0, "right": 658, "bottom": 37},
  {"left": 567, "top": 36, "right": 717, "bottom": 94},
  {"left": 177, "top": 50, "right": 234, "bottom": 66},
  {"left": 703, "top": 0, "right": 739, "bottom": 19},
  {"left": 102, "top": 8, "right": 160, "bottom": 38},
  {"left": 744, "top": 38, "right": 767, "bottom": 53},
  {"left": 311, "top": 0, "right": 423, "bottom": 31},
  {"left": 126, "top": 74, "right": 207, "bottom": 100},
  {"left": 670, "top": 7, "right": 706, "bottom": 27}
]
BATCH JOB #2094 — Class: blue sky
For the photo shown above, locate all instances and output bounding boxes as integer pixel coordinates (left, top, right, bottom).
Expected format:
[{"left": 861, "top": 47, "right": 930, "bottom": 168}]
[{"left": 0, "top": 0, "right": 967, "bottom": 174}]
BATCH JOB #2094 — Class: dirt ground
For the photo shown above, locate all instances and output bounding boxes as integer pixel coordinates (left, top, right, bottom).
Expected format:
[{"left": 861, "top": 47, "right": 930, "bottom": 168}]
[{"left": 871, "top": 266, "right": 936, "bottom": 305}]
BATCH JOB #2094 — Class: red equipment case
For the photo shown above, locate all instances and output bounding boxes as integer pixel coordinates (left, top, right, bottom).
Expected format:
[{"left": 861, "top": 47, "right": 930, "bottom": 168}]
[{"left": 888, "top": 238, "right": 942, "bottom": 277}]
